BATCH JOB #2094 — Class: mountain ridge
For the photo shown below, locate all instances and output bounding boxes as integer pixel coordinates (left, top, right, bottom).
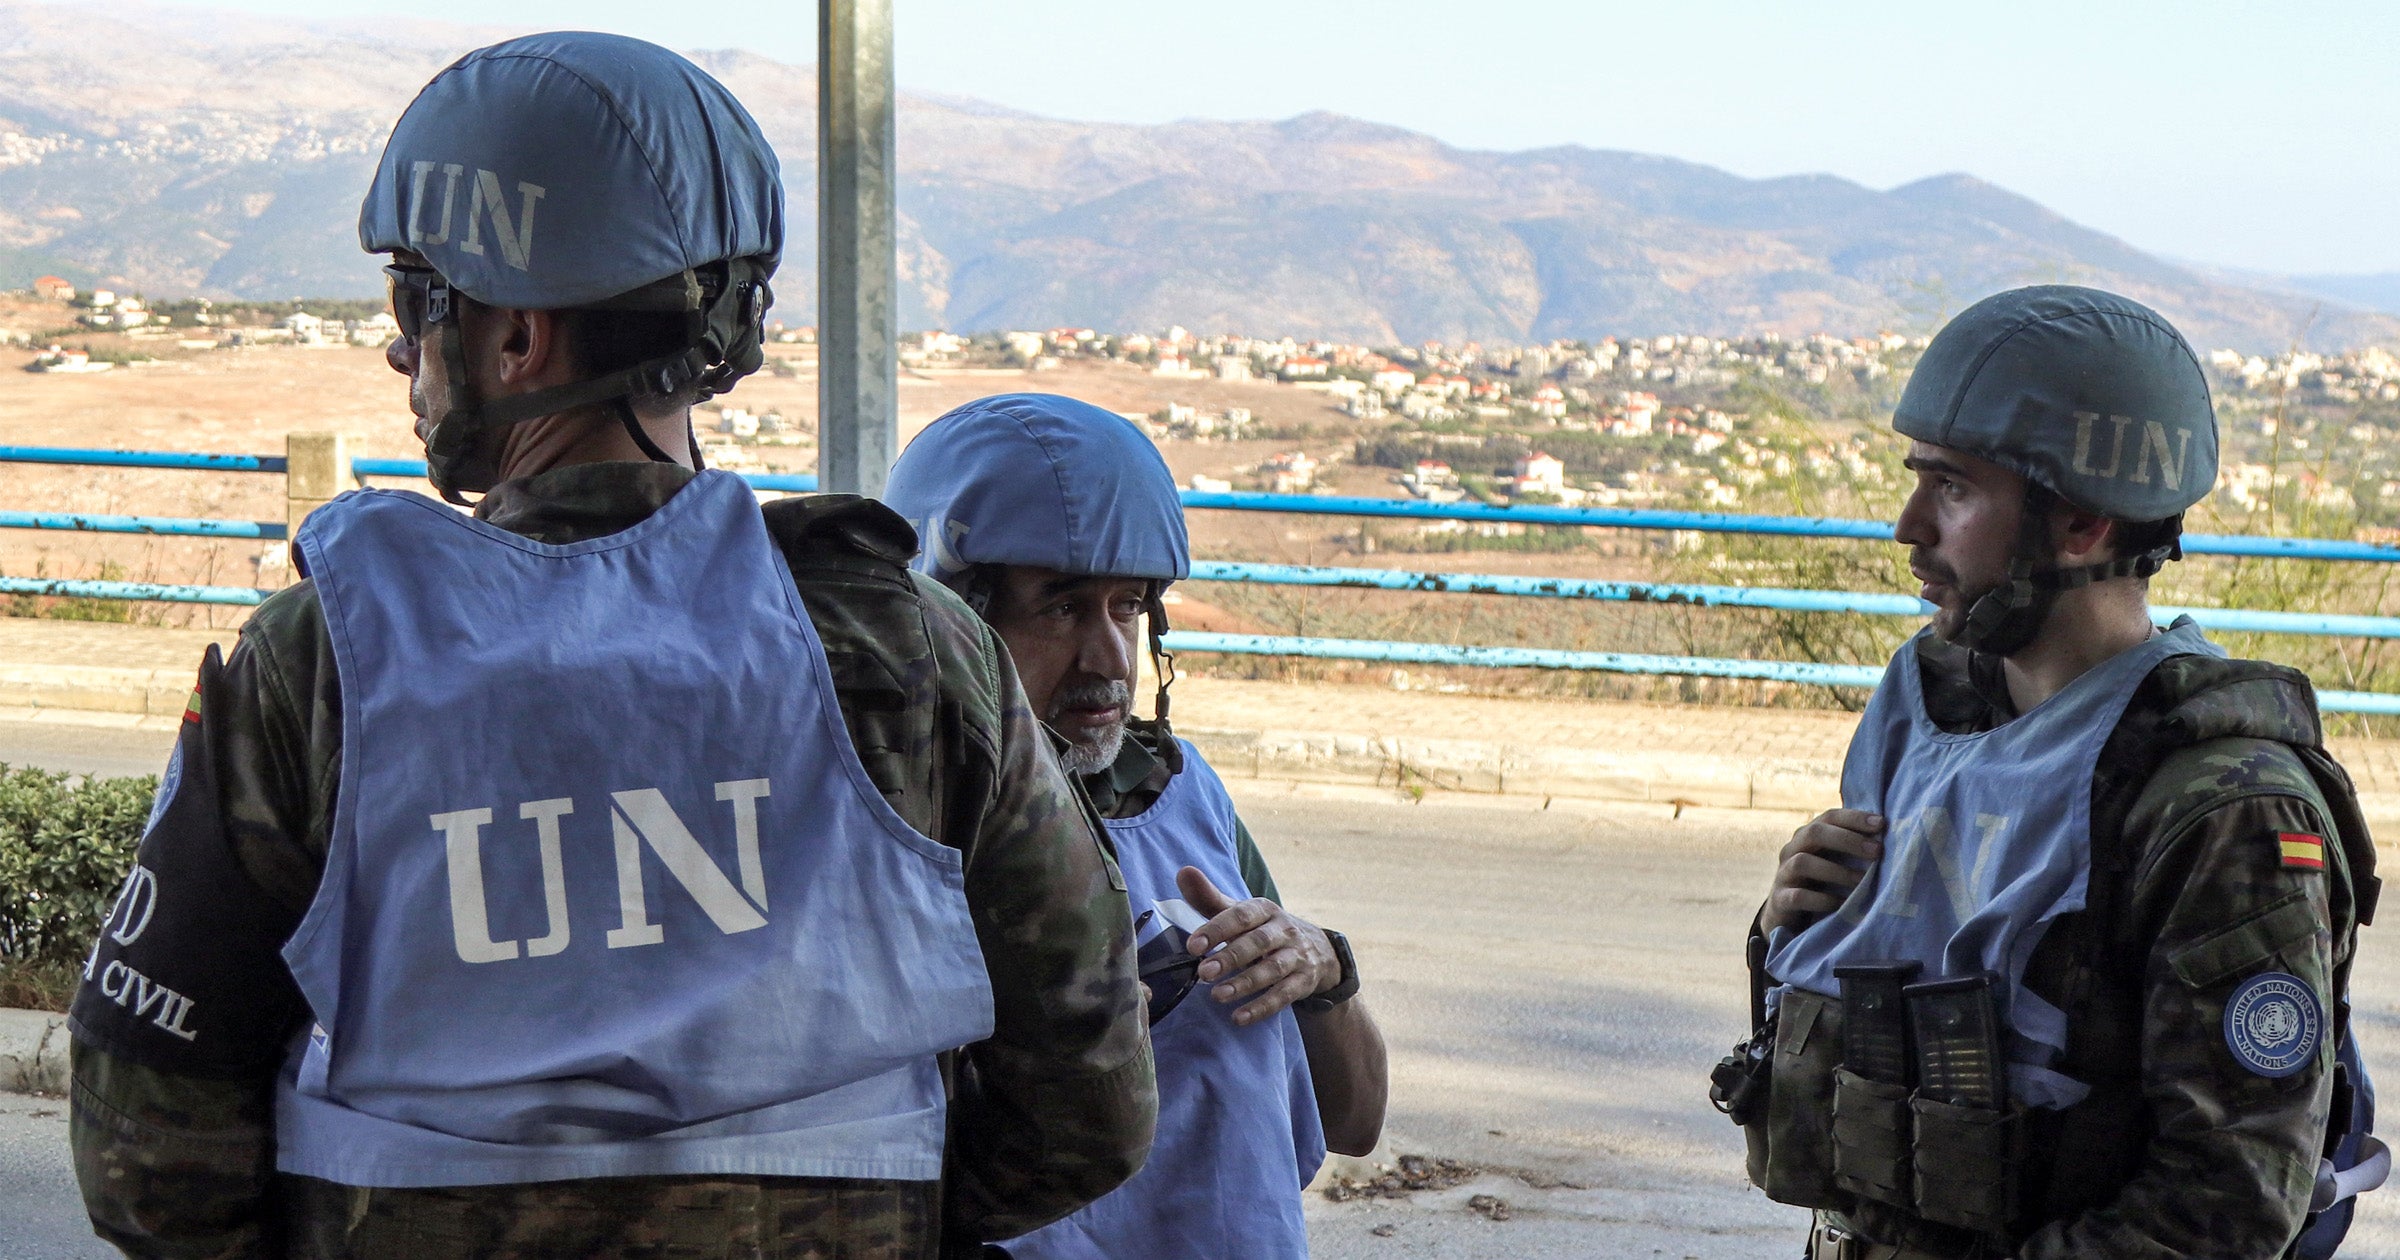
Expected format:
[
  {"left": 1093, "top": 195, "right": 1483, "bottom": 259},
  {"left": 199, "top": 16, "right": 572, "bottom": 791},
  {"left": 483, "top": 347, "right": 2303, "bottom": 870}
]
[{"left": 0, "top": 0, "right": 2385, "bottom": 352}]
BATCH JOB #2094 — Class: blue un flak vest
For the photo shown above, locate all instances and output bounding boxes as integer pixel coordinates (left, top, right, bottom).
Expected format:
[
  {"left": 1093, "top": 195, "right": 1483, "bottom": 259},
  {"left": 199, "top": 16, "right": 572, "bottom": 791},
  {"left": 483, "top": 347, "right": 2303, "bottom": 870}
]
[
  {"left": 1009, "top": 743, "right": 1322, "bottom": 1260},
  {"left": 274, "top": 471, "right": 994, "bottom": 1187},
  {"left": 1767, "top": 622, "right": 2220, "bottom": 1110}
]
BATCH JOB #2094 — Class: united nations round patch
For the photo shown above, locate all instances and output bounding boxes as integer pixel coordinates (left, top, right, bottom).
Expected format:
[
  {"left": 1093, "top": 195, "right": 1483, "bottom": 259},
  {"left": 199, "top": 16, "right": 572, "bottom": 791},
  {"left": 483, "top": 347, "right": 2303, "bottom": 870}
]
[{"left": 2224, "top": 972, "right": 2323, "bottom": 1079}]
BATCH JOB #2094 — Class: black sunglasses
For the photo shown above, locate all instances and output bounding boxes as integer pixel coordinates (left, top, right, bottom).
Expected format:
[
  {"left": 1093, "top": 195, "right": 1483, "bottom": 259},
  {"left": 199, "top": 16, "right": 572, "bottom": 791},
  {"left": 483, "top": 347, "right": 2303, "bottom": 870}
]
[
  {"left": 383, "top": 264, "right": 455, "bottom": 342},
  {"left": 1134, "top": 908, "right": 1209, "bottom": 1024}
]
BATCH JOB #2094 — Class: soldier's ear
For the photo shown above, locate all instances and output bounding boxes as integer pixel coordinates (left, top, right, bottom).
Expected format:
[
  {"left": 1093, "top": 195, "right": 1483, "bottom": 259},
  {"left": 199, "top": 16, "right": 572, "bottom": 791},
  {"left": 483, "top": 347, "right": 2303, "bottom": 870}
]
[
  {"left": 2056, "top": 507, "right": 2115, "bottom": 563},
  {"left": 492, "top": 306, "right": 566, "bottom": 388}
]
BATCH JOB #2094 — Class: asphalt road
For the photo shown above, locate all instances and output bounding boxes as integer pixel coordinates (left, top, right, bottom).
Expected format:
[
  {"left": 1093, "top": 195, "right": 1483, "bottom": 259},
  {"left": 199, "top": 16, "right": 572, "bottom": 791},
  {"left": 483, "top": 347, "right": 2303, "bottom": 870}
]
[
  {"left": 0, "top": 718, "right": 176, "bottom": 782},
  {"left": 8, "top": 728, "right": 2400, "bottom": 1258},
  {"left": 0, "top": 1093, "right": 109, "bottom": 1260},
  {"left": 1249, "top": 782, "right": 1810, "bottom": 1258}
]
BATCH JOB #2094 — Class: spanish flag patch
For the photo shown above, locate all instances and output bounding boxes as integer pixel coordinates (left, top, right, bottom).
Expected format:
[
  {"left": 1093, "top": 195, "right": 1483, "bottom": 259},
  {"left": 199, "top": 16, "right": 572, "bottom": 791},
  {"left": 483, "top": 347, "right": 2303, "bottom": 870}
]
[{"left": 2279, "top": 832, "right": 2326, "bottom": 871}]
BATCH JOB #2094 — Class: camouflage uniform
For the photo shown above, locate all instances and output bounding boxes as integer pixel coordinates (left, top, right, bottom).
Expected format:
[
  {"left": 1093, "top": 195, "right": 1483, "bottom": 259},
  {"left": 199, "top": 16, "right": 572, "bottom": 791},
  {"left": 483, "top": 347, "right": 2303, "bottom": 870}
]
[
  {"left": 1750, "top": 632, "right": 2366, "bottom": 1259},
  {"left": 68, "top": 463, "right": 1156, "bottom": 1259}
]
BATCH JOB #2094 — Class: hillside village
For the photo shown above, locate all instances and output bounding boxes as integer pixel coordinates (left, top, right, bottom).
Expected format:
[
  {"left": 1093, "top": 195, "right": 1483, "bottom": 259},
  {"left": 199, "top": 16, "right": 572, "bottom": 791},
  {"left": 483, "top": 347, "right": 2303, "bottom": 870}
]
[
  {"left": 0, "top": 111, "right": 388, "bottom": 170},
  {"left": 884, "top": 321, "right": 2400, "bottom": 543},
  {"left": 15, "top": 277, "right": 399, "bottom": 366},
  {"left": 9, "top": 269, "right": 2400, "bottom": 549}
]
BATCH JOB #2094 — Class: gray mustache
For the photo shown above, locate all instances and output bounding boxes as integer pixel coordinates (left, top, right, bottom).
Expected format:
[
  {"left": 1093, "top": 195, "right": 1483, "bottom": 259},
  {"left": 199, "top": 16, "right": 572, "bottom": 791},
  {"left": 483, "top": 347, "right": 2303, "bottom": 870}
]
[{"left": 1051, "top": 679, "right": 1131, "bottom": 718}]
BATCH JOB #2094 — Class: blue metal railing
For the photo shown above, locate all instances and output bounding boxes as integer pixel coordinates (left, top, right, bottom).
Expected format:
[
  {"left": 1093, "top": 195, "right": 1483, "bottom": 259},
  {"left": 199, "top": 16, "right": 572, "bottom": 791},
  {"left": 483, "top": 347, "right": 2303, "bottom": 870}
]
[
  {"left": 1162, "top": 631, "right": 2400, "bottom": 715},
  {"left": 0, "top": 445, "right": 286, "bottom": 473},
  {"left": 1181, "top": 490, "right": 2400, "bottom": 564},
  {"left": 0, "top": 453, "right": 819, "bottom": 538},
  {"left": 1164, "top": 630, "right": 1887, "bottom": 687},
  {"left": 1184, "top": 561, "right": 2400, "bottom": 640},
  {"left": 0, "top": 510, "right": 285, "bottom": 540},
  {"left": 7, "top": 448, "right": 2390, "bottom": 561},
  {"left": 350, "top": 456, "right": 819, "bottom": 494},
  {"left": 348, "top": 456, "right": 426, "bottom": 480},
  {"left": 0, "top": 576, "right": 265, "bottom": 606},
  {"left": 11, "top": 443, "right": 2400, "bottom": 709}
]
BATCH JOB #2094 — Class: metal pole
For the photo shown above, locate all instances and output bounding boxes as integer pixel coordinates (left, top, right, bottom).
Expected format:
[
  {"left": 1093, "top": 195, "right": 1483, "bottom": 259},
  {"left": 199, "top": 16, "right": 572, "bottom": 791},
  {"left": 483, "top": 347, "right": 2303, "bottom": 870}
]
[
  {"left": 818, "top": 0, "right": 898, "bottom": 495},
  {"left": 285, "top": 431, "right": 344, "bottom": 585}
]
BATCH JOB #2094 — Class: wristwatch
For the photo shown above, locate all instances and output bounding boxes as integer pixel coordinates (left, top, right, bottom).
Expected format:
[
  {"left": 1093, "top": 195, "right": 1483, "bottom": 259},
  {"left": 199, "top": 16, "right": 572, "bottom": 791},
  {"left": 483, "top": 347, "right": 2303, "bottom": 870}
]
[{"left": 1297, "top": 929, "right": 1359, "bottom": 1014}]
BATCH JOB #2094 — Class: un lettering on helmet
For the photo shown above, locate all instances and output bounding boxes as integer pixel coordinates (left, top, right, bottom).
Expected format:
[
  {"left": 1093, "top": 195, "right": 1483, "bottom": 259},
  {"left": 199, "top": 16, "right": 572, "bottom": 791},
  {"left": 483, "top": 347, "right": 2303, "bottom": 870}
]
[
  {"left": 2068, "top": 411, "right": 2200, "bottom": 492},
  {"left": 404, "top": 162, "right": 546, "bottom": 273}
]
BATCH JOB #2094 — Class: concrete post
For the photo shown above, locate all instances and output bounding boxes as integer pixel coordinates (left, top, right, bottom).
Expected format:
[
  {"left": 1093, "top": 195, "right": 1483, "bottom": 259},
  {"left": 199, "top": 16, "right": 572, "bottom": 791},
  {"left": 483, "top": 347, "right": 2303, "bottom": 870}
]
[
  {"left": 817, "top": 0, "right": 899, "bottom": 496},
  {"left": 284, "top": 431, "right": 345, "bottom": 583}
]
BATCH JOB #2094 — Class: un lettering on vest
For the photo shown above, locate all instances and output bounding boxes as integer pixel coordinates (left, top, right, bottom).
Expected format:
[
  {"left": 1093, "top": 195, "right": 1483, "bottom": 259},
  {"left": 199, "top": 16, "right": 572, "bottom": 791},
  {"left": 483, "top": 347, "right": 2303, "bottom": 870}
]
[
  {"left": 403, "top": 160, "right": 545, "bottom": 272},
  {"left": 432, "top": 778, "right": 774, "bottom": 965},
  {"left": 2070, "top": 411, "right": 2194, "bottom": 489},
  {"left": 1840, "top": 807, "right": 2017, "bottom": 924}
]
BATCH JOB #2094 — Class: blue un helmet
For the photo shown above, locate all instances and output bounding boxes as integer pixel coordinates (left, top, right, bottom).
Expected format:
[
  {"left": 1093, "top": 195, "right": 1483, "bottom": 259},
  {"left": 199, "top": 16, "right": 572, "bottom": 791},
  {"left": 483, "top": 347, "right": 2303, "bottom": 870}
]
[
  {"left": 359, "top": 32, "right": 783, "bottom": 502},
  {"left": 1894, "top": 285, "right": 2219, "bottom": 654},
  {"left": 884, "top": 393, "right": 1192, "bottom": 746}
]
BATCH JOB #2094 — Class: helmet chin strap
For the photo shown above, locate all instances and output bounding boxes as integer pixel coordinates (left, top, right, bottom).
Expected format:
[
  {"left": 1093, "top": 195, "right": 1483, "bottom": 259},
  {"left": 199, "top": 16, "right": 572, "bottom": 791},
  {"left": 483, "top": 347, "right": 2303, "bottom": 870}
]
[
  {"left": 424, "top": 344, "right": 699, "bottom": 505},
  {"left": 420, "top": 263, "right": 770, "bottom": 504},
  {"left": 425, "top": 315, "right": 501, "bottom": 505},
  {"left": 615, "top": 396, "right": 680, "bottom": 465},
  {"left": 1954, "top": 555, "right": 2055, "bottom": 657},
  {"left": 1144, "top": 583, "right": 1183, "bottom": 776},
  {"left": 1952, "top": 486, "right": 2180, "bottom": 657}
]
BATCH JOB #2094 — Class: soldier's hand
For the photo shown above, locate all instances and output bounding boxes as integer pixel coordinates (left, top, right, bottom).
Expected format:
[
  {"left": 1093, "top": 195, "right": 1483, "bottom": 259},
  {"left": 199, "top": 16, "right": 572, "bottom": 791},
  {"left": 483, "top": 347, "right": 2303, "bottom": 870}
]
[
  {"left": 1178, "top": 866, "right": 1341, "bottom": 1027},
  {"left": 1762, "top": 809, "right": 1884, "bottom": 935}
]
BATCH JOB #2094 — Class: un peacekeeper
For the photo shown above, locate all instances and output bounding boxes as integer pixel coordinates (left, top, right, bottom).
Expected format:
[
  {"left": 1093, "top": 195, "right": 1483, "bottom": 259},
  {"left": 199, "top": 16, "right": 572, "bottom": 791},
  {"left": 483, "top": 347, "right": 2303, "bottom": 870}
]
[
  {"left": 1722, "top": 285, "right": 2379, "bottom": 1259},
  {"left": 67, "top": 35, "right": 1152, "bottom": 1259},
  {"left": 884, "top": 393, "right": 1391, "bottom": 1258}
]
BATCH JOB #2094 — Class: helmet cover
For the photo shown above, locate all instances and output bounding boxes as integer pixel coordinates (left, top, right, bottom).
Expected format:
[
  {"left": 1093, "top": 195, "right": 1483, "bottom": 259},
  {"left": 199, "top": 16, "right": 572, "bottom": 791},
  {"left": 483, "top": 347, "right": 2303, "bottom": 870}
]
[
  {"left": 360, "top": 31, "right": 783, "bottom": 307},
  {"left": 1894, "top": 285, "right": 2217, "bottom": 522},
  {"left": 884, "top": 393, "right": 1191, "bottom": 583}
]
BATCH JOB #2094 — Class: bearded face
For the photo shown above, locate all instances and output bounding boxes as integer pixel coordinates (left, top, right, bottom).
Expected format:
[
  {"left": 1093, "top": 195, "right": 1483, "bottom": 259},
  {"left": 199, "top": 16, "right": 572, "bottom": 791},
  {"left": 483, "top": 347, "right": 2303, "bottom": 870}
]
[
  {"left": 978, "top": 566, "right": 1151, "bottom": 777},
  {"left": 1051, "top": 677, "right": 1131, "bottom": 775},
  {"left": 1895, "top": 442, "right": 2029, "bottom": 644}
]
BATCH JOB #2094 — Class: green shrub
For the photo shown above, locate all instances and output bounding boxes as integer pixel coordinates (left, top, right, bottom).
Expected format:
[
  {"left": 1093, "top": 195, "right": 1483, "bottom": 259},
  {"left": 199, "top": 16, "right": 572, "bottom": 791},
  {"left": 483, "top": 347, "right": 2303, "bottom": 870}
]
[{"left": 0, "top": 765, "right": 155, "bottom": 1008}]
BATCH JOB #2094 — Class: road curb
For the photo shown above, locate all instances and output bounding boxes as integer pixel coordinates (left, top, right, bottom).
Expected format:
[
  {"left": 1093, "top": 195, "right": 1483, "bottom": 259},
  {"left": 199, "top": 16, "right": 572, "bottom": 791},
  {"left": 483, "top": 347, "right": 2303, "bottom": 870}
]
[
  {"left": 16, "top": 667, "right": 2400, "bottom": 825},
  {"left": 1180, "top": 724, "right": 1842, "bottom": 811},
  {"left": 1, "top": 1008, "right": 69, "bottom": 1096},
  {"left": 5, "top": 666, "right": 1843, "bottom": 809},
  {"left": 0, "top": 663, "right": 192, "bottom": 721}
]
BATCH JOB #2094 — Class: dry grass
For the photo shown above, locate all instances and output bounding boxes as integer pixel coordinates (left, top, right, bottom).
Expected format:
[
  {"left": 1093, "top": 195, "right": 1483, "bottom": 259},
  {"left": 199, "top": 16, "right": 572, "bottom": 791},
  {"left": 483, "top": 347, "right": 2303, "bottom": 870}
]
[
  {"left": 1187, "top": 420, "right": 2400, "bottom": 733},
  {"left": 0, "top": 959, "right": 77, "bottom": 1013}
]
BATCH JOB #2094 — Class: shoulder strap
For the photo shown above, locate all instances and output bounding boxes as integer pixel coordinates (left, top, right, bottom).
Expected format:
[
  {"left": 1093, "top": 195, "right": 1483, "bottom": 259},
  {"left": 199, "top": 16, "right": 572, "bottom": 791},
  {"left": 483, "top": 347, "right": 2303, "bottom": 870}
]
[
  {"left": 757, "top": 495, "right": 954, "bottom": 846},
  {"left": 759, "top": 492, "right": 921, "bottom": 577},
  {"left": 2089, "top": 735, "right": 2350, "bottom": 992},
  {"left": 2125, "top": 739, "right": 2331, "bottom": 867},
  {"left": 2294, "top": 744, "right": 2380, "bottom": 928}
]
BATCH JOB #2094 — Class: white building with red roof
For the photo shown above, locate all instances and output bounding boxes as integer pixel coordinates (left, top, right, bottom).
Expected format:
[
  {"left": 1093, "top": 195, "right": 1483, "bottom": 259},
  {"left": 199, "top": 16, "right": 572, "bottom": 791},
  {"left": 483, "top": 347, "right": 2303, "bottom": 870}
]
[
  {"left": 1512, "top": 451, "right": 1565, "bottom": 497},
  {"left": 1279, "top": 355, "right": 1330, "bottom": 379}
]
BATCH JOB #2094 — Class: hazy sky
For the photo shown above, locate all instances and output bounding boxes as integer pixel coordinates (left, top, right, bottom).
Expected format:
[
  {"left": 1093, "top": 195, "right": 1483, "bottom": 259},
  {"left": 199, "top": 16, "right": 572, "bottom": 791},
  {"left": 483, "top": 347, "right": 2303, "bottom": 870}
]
[{"left": 155, "top": 0, "right": 2400, "bottom": 276}]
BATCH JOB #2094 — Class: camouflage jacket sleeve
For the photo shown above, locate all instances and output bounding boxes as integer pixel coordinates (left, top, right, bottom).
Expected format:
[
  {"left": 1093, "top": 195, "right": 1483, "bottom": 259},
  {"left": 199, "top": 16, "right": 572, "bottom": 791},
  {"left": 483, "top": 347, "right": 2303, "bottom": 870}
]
[
  {"left": 2018, "top": 782, "right": 2348, "bottom": 1259},
  {"left": 71, "top": 1040, "right": 281, "bottom": 1260},
  {"left": 69, "top": 584, "right": 326, "bottom": 1259},
  {"left": 905, "top": 577, "right": 1155, "bottom": 1241}
]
